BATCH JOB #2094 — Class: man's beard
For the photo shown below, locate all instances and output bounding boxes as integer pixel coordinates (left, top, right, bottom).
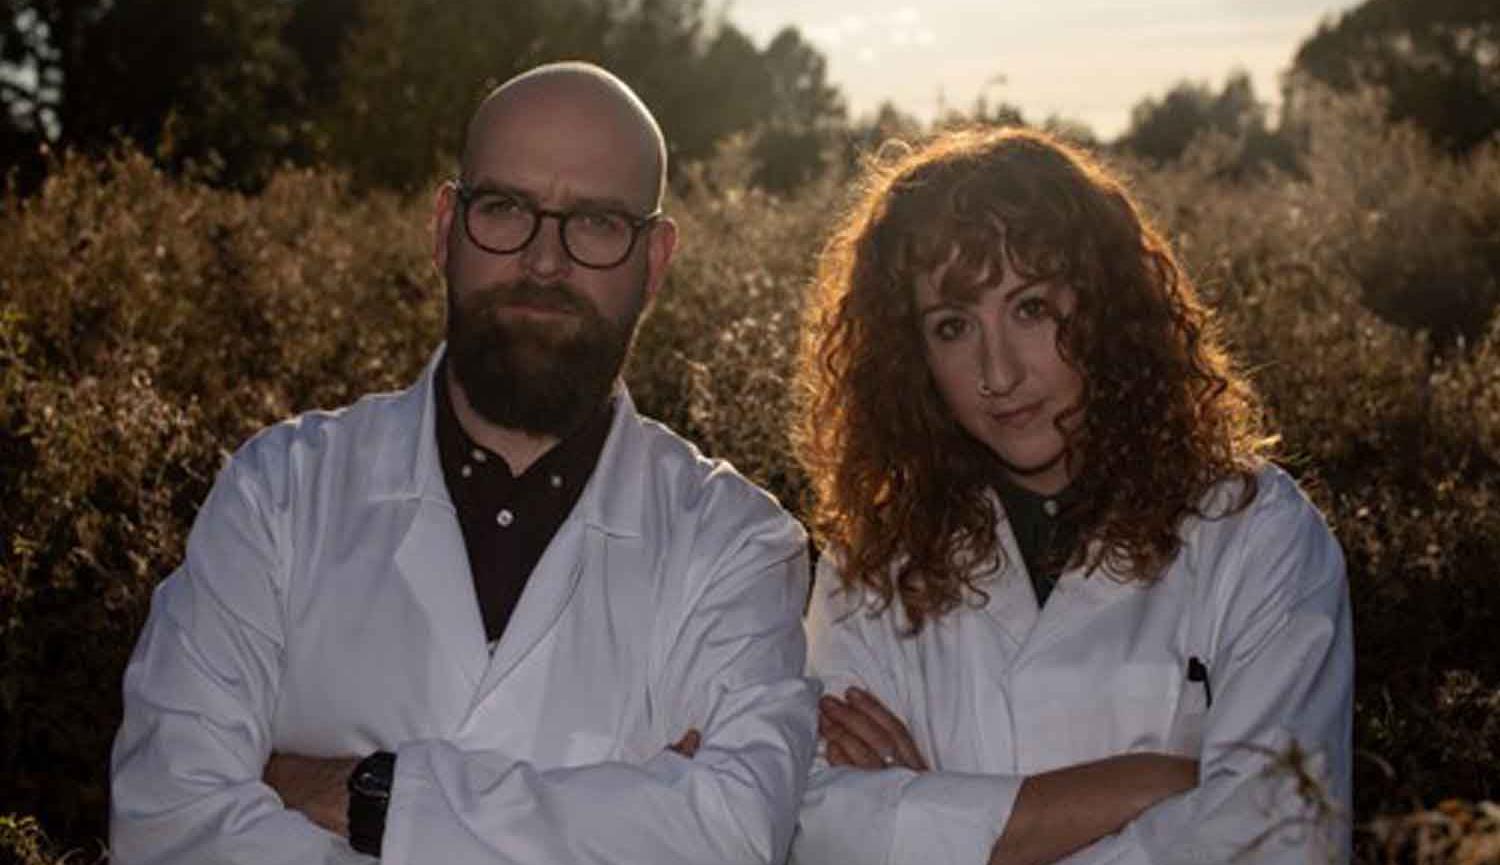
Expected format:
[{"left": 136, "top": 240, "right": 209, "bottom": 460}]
[{"left": 445, "top": 277, "right": 643, "bottom": 436}]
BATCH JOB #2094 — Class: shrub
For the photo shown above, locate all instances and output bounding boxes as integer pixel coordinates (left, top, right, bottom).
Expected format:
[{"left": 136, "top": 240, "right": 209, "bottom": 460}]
[{"left": 2, "top": 87, "right": 1498, "bottom": 860}]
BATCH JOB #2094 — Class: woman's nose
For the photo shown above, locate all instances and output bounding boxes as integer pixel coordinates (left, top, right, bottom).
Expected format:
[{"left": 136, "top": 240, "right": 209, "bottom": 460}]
[{"left": 978, "top": 329, "right": 1023, "bottom": 396}]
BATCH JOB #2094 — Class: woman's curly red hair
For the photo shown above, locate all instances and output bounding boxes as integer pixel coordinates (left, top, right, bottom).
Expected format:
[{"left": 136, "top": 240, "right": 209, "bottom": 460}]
[{"left": 794, "top": 126, "right": 1271, "bottom": 633}]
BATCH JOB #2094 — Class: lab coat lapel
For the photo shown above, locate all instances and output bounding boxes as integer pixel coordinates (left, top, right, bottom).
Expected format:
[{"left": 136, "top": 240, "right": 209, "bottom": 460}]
[
  {"left": 980, "top": 511, "right": 1041, "bottom": 648},
  {"left": 469, "top": 386, "right": 648, "bottom": 704},
  {"left": 381, "top": 349, "right": 489, "bottom": 692},
  {"left": 475, "top": 517, "right": 589, "bottom": 701},
  {"left": 392, "top": 499, "right": 489, "bottom": 690},
  {"left": 1018, "top": 547, "right": 1145, "bottom": 664}
]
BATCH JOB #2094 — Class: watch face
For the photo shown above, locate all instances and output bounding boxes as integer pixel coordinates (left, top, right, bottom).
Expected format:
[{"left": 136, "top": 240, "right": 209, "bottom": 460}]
[
  {"left": 349, "top": 752, "right": 396, "bottom": 799},
  {"left": 351, "top": 768, "right": 392, "bottom": 799}
]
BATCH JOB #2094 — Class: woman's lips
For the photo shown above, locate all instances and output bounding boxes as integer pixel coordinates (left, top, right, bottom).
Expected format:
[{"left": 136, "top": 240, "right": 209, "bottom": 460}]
[{"left": 988, "top": 401, "right": 1043, "bottom": 427}]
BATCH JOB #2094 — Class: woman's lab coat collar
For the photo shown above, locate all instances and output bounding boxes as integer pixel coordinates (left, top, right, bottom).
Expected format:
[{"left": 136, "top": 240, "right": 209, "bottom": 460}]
[{"left": 977, "top": 487, "right": 1149, "bottom": 659}]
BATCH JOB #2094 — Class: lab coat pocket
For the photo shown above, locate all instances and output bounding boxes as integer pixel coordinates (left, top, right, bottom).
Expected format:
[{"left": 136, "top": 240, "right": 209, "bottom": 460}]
[
  {"left": 1166, "top": 658, "right": 1211, "bottom": 757},
  {"left": 1109, "top": 662, "right": 1186, "bottom": 755},
  {"left": 1022, "top": 660, "right": 1184, "bottom": 766},
  {"left": 562, "top": 730, "right": 618, "bottom": 766}
]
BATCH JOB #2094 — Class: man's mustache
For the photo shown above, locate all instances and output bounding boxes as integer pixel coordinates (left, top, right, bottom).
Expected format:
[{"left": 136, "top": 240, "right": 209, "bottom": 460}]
[{"left": 486, "top": 279, "right": 595, "bottom": 317}]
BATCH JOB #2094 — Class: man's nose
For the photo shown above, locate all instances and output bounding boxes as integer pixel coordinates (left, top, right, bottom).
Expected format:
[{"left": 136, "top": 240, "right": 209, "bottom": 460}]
[{"left": 520, "top": 214, "right": 572, "bottom": 280}]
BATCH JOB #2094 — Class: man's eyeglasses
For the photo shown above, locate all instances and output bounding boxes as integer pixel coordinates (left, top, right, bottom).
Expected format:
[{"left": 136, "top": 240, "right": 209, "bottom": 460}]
[{"left": 453, "top": 181, "right": 662, "bottom": 270}]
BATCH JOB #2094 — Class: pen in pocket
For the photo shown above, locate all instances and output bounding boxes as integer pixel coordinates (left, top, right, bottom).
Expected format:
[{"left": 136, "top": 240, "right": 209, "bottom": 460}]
[{"left": 1187, "top": 656, "right": 1213, "bottom": 709}]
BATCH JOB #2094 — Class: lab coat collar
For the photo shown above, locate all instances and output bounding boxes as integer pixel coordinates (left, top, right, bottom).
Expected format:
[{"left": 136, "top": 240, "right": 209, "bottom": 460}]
[
  {"left": 378, "top": 345, "right": 656, "bottom": 695},
  {"left": 979, "top": 503, "right": 1041, "bottom": 648},
  {"left": 982, "top": 490, "right": 1146, "bottom": 661},
  {"left": 369, "top": 345, "right": 649, "bottom": 539}
]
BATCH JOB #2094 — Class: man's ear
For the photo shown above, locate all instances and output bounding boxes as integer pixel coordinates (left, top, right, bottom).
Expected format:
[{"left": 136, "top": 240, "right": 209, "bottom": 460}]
[
  {"left": 433, "top": 182, "right": 459, "bottom": 273},
  {"left": 642, "top": 216, "right": 678, "bottom": 306}
]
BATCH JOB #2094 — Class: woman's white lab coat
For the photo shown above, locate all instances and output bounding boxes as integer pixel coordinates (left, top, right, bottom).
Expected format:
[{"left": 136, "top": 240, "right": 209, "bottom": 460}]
[
  {"left": 792, "top": 465, "right": 1352, "bottom": 865},
  {"left": 109, "top": 351, "right": 818, "bottom": 865}
]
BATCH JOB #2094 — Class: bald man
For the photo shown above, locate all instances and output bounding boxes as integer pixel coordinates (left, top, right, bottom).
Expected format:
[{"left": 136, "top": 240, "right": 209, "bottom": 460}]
[{"left": 109, "top": 63, "right": 817, "bottom": 865}]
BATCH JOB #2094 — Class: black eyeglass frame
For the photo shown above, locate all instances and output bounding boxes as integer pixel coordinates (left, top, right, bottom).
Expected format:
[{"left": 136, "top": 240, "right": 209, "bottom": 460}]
[{"left": 452, "top": 180, "right": 663, "bottom": 270}]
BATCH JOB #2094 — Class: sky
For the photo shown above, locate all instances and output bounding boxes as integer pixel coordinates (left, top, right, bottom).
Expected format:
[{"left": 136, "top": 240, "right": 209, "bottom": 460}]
[{"left": 725, "top": 0, "right": 1365, "bottom": 139}]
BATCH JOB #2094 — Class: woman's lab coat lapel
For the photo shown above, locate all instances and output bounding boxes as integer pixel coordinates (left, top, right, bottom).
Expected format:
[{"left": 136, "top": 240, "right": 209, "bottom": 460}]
[{"left": 980, "top": 494, "right": 1148, "bottom": 673}]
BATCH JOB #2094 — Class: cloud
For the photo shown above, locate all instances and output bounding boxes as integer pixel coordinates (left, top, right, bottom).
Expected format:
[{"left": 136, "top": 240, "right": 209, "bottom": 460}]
[{"left": 811, "top": 6, "right": 940, "bottom": 65}]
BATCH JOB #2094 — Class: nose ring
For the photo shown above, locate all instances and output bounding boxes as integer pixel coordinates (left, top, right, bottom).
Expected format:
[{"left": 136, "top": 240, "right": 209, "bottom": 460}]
[{"left": 977, "top": 379, "right": 997, "bottom": 397}]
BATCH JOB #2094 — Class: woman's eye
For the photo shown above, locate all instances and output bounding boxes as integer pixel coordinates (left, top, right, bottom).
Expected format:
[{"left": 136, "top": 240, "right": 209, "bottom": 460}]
[
  {"left": 931, "top": 317, "right": 970, "bottom": 341},
  {"left": 1015, "top": 295, "right": 1052, "bottom": 322}
]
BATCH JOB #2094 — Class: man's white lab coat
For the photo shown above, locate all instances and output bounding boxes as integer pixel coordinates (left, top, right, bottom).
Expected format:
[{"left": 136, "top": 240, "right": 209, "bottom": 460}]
[
  {"left": 110, "top": 351, "right": 818, "bottom": 865},
  {"left": 792, "top": 465, "right": 1353, "bottom": 865}
]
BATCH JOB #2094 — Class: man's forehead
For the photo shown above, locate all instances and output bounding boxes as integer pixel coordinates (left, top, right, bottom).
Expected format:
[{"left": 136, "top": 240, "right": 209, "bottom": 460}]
[
  {"left": 462, "top": 71, "right": 664, "bottom": 209},
  {"left": 464, "top": 129, "right": 654, "bottom": 211}
]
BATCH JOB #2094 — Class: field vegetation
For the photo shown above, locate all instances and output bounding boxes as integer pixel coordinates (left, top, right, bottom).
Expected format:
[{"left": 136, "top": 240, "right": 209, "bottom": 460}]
[
  {"left": 2, "top": 84, "right": 1499, "bottom": 863},
  {"left": 2, "top": 0, "right": 1498, "bottom": 862}
]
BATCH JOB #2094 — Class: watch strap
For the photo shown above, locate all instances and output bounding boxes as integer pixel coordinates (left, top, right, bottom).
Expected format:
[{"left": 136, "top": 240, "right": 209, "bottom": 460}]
[{"left": 347, "top": 750, "right": 396, "bottom": 856}]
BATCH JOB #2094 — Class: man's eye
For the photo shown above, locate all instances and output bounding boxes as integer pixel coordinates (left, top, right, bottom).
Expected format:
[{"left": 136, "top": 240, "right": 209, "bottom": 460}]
[
  {"left": 476, "top": 195, "right": 527, "bottom": 217},
  {"left": 574, "top": 211, "right": 626, "bottom": 233}
]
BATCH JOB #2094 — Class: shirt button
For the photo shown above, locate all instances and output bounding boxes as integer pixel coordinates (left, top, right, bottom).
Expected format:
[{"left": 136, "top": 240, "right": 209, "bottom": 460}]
[
  {"left": 460, "top": 465, "right": 473, "bottom": 479},
  {"left": 549, "top": 474, "right": 563, "bottom": 489},
  {"left": 1043, "top": 499, "right": 1060, "bottom": 517},
  {"left": 496, "top": 509, "right": 514, "bottom": 527},
  {"left": 471, "top": 448, "right": 487, "bottom": 463}
]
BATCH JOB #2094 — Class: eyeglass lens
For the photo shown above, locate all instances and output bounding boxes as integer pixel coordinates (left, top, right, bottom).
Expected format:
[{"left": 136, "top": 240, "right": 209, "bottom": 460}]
[{"left": 464, "top": 192, "right": 638, "bottom": 268}]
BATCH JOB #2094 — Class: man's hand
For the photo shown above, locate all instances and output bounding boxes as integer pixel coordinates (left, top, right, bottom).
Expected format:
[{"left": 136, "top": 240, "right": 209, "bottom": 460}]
[
  {"left": 668, "top": 728, "right": 702, "bottom": 758},
  {"left": 819, "top": 687, "right": 928, "bottom": 771},
  {"left": 263, "top": 753, "right": 359, "bottom": 837}
]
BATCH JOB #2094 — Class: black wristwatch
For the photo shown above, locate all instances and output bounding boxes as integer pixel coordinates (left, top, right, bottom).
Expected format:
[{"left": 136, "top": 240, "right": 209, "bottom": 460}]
[{"left": 347, "top": 750, "right": 396, "bottom": 856}]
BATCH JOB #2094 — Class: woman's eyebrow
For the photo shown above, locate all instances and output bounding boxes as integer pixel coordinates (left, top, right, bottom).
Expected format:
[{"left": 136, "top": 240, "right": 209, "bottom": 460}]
[
  {"left": 917, "top": 299, "right": 965, "bottom": 316},
  {"left": 1002, "top": 275, "right": 1052, "bottom": 302}
]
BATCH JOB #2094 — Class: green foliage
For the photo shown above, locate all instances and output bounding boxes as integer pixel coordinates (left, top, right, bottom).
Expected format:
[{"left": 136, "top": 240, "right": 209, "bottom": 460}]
[
  {"left": 0, "top": 148, "right": 441, "bottom": 845},
  {"left": 1126, "top": 90, "right": 1500, "bottom": 823},
  {"left": 0, "top": 0, "right": 847, "bottom": 194},
  {"left": 0, "top": 812, "right": 103, "bottom": 864},
  {"left": 1119, "top": 70, "right": 1295, "bottom": 174},
  {"left": 628, "top": 134, "right": 835, "bottom": 501},
  {"left": 1291, "top": 0, "right": 1500, "bottom": 156},
  {"left": 2, "top": 86, "right": 1499, "bottom": 862}
]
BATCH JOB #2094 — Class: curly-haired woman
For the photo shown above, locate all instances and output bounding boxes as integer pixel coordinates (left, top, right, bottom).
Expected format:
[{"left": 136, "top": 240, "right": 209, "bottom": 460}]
[{"left": 790, "top": 128, "right": 1352, "bottom": 865}]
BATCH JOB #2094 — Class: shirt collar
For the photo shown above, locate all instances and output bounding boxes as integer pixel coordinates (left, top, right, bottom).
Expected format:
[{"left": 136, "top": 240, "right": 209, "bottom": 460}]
[
  {"left": 991, "top": 467, "right": 1079, "bottom": 522},
  {"left": 433, "top": 353, "right": 614, "bottom": 488}
]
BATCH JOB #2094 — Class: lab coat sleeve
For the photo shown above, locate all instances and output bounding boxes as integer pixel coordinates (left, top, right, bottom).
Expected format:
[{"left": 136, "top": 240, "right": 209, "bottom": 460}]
[
  {"left": 380, "top": 500, "right": 819, "bottom": 865},
  {"left": 792, "top": 556, "right": 1022, "bottom": 865},
  {"left": 1058, "top": 474, "right": 1354, "bottom": 865},
  {"left": 109, "top": 454, "right": 374, "bottom": 865}
]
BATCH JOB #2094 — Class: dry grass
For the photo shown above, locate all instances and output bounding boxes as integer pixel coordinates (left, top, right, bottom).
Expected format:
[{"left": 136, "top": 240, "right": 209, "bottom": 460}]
[{"left": 2, "top": 90, "right": 1497, "bottom": 862}]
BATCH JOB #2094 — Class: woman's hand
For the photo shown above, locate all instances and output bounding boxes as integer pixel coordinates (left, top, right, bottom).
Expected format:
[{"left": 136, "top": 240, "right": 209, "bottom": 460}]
[
  {"left": 819, "top": 687, "right": 929, "bottom": 771},
  {"left": 989, "top": 753, "right": 1200, "bottom": 865}
]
